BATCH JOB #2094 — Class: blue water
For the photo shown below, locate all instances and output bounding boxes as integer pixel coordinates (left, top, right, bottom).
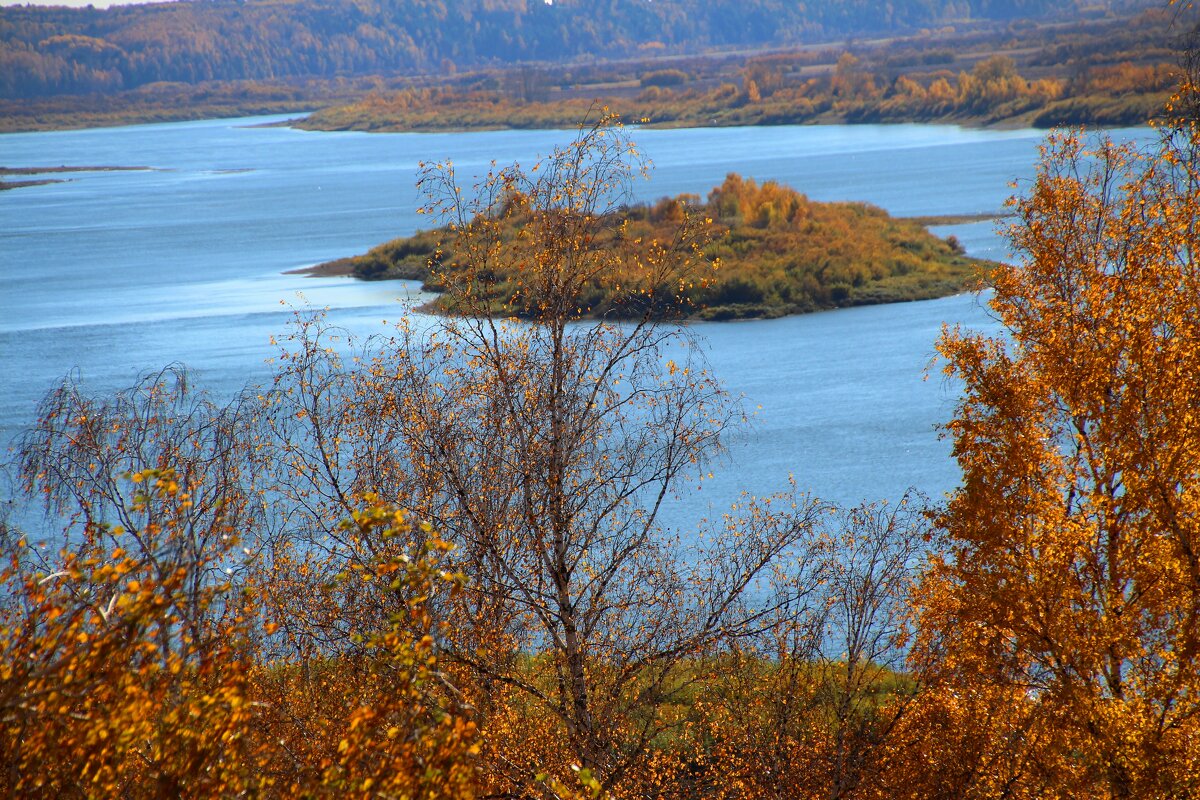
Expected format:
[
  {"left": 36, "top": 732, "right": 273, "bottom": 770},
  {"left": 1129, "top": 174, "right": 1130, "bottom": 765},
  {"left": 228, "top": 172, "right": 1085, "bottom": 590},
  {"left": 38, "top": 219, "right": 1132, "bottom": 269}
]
[{"left": 0, "top": 117, "right": 1153, "bottom": 516}]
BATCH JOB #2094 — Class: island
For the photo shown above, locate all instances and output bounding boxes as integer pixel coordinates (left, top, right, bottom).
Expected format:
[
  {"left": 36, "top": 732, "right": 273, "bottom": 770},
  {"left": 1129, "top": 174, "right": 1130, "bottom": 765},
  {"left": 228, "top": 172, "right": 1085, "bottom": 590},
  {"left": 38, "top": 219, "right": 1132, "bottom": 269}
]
[{"left": 305, "top": 173, "right": 998, "bottom": 320}]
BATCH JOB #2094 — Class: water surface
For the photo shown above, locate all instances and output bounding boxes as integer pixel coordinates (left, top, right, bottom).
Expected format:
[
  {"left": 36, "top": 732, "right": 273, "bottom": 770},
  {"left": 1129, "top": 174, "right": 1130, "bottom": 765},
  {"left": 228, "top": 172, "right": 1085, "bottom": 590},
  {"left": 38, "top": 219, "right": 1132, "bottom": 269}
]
[{"left": 0, "top": 117, "right": 1152, "bottom": 519}]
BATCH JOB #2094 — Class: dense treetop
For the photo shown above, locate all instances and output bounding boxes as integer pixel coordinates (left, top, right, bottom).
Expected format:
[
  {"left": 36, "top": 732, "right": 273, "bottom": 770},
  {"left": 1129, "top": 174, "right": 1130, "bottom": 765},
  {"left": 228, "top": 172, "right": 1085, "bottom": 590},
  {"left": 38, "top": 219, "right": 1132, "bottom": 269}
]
[{"left": 0, "top": 0, "right": 1156, "bottom": 98}]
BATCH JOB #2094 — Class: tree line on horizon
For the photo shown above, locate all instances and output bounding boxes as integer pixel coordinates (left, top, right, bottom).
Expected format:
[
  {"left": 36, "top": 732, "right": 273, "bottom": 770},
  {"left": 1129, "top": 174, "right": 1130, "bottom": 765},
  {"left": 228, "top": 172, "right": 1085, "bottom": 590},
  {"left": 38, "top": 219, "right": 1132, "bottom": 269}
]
[
  {"left": 300, "top": 48, "right": 1175, "bottom": 133},
  {"left": 0, "top": 0, "right": 1157, "bottom": 99}
]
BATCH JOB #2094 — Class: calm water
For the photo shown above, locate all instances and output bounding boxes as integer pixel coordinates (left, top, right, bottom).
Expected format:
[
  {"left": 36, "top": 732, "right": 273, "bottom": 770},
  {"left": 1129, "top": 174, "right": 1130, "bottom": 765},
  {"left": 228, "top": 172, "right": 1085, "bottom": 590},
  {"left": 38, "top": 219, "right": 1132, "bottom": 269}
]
[{"left": 0, "top": 117, "right": 1152, "bottom": 518}]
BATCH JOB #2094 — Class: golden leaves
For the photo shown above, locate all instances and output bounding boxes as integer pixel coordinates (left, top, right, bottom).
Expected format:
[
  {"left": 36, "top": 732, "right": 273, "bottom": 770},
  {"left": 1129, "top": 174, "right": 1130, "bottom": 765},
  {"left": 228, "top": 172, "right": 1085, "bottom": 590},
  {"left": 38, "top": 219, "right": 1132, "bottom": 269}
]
[
  {"left": 917, "top": 121, "right": 1200, "bottom": 798},
  {"left": 1, "top": 489, "right": 479, "bottom": 798}
]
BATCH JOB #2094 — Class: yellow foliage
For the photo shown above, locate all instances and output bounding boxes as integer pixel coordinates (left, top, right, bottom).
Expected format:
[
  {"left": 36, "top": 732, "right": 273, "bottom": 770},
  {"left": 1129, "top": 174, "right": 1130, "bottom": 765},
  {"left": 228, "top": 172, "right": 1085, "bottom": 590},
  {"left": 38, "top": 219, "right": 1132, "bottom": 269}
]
[
  {"left": 0, "top": 477, "right": 478, "bottom": 797},
  {"left": 910, "top": 119, "right": 1200, "bottom": 798}
]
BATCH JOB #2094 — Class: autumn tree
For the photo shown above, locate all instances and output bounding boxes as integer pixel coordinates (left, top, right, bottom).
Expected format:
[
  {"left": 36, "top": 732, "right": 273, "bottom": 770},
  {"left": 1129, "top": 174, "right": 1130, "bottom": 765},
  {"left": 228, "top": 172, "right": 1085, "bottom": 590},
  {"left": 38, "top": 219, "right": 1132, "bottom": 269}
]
[
  {"left": 698, "top": 495, "right": 927, "bottom": 800},
  {"left": 253, "top": 505, "right": 481, "bottom": 799},
  {"left": 0, "top": 468, "right": 264, "bottom": 797},
  {"left": 906, "top": 96, "right": 1200, "bottom": 797},
  {"left": 3, "top": 375, "right": 481, "bottom": 796},
  {"left": 265, "top": 115, "right": 827, "bottom": 796},
  {"left": 14, "top": 366, "right": 268, "bottom": 657}
]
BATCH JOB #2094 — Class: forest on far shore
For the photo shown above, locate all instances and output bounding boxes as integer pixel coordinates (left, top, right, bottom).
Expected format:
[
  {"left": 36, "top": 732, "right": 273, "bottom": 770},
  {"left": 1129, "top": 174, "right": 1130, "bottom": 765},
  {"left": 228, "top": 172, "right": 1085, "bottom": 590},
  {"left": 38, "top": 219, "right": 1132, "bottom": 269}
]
[{"left": 0, "top": 0, "right": 1178, "bottom": 131}]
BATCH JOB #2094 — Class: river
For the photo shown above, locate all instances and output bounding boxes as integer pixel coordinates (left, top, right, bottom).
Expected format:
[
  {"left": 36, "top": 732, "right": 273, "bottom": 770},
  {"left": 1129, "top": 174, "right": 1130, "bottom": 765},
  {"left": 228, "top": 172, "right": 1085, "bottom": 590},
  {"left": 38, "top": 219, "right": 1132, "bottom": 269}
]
[{"left": 0, "top": 117, "right": 1153, "bottom": 521}]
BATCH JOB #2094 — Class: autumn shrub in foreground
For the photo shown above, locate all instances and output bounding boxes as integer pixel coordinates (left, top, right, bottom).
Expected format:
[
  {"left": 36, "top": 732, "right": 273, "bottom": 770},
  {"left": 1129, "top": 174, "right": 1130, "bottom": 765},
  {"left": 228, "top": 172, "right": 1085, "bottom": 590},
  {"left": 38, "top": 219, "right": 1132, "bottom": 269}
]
[
  {"left": 0, "top": 468, "right": 918, "bottom": 799},
  {"left": 0, "top": 477, "right": 478, "bottom": 798}
]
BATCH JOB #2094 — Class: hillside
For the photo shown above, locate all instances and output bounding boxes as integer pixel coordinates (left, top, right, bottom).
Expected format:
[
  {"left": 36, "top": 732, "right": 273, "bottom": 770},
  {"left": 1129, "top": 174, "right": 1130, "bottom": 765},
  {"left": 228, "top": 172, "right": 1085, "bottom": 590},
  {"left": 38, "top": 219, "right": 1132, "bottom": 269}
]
[
  {"left": 1, "top": 0, "right": 1157, "bottom": 99},
  {"left": 0, "top": 1, "right": 1177, "bottom": 132}
]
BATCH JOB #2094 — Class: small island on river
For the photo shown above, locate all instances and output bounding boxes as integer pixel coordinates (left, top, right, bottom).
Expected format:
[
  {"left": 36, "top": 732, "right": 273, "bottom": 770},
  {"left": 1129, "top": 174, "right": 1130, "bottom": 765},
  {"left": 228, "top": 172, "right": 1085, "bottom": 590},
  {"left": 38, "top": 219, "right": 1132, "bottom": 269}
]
[{"left": 306, "top": 172, "right": 998, "bottom": 320}]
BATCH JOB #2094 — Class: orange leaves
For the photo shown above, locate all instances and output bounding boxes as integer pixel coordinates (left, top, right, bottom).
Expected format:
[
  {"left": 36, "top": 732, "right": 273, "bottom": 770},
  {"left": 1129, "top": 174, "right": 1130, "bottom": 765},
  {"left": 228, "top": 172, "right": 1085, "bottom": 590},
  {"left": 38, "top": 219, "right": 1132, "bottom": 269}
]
[
  {"left": 284, "top": 503, "right": 478, "bottom": 798},
  {"left": 1, "top": 488, "right": 479, "bottom": 798},
  {"left": 0, "top": 473, "right": 256, "bottom": 796},
  {"left": 918, "top": 120, "right": 1200, "bottom": 798}
]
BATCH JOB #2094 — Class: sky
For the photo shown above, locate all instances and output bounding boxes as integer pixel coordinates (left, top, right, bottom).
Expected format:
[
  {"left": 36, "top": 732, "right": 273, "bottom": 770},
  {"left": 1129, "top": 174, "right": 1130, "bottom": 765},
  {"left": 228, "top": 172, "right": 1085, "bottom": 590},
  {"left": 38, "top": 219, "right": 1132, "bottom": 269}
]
[{"left": 0, "top": 0, "right": 176, "bottom": 7}]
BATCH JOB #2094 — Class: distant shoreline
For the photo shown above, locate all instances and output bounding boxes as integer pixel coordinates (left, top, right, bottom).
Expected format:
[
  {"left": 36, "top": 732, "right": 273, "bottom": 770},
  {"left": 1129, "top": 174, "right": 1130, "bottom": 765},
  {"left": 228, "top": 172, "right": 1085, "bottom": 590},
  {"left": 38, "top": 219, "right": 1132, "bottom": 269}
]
[
  {"left": 904, "top": 212, "right": 1014, "bottom": 226},
  {"left": 1, "top": 179, "right": 64, "bottom": 191},
  {"left": 0, "top": 164, "right": 155, "bottom": 191},
  {"left": 0, "top": 165, "right": 154, "bottom": 175}
]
